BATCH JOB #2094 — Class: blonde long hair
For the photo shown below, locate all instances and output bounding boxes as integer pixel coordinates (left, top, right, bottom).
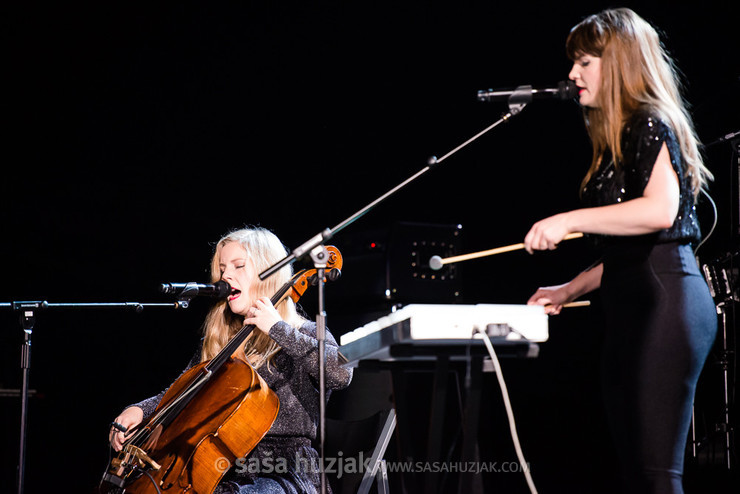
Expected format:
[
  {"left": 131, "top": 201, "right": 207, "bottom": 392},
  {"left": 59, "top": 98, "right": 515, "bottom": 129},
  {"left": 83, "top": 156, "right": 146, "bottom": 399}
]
[
  {"left": 200, "top": 227, "right": 306, "bottom": 368},
  {"left": 566, "top": 8, "right": 712, "bottom": 197}
]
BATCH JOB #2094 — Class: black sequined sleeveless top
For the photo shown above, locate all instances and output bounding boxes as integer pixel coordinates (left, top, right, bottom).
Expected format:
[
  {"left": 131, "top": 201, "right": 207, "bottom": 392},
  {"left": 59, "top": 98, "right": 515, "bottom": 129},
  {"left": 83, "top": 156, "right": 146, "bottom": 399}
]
[{"left": 581, "top": 109, "right": 702, "bottom": 248}]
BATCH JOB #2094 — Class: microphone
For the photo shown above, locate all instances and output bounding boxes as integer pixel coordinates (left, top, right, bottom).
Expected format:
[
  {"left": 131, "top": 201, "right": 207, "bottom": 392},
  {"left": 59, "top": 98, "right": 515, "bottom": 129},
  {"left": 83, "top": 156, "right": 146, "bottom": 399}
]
[
  {"left": 159, "top": 281, "right": 232, "bottom": 299},
  {"left": 477, "top": 80, "right": 578, "bottom": 103}
]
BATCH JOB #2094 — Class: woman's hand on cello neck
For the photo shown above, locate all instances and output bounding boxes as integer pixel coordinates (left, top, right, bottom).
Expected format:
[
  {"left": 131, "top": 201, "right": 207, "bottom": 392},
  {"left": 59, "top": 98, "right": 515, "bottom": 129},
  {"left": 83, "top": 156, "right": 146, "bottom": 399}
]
[{"left": 244, "top": 296, "right": 283, "bottom": 334}]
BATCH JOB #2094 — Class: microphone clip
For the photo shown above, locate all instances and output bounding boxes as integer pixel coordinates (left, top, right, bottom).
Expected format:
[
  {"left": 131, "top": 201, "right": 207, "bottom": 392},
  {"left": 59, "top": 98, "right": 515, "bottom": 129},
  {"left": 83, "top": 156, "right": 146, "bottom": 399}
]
[
  {"left": 505, "top": 85, "right": 534, "bottom": 115},
  {"left": 477, "top": 84, "right": 535, "bottom": 117},
  {"left": 171, "top": 282, "right": 199, "bottom": 309}
]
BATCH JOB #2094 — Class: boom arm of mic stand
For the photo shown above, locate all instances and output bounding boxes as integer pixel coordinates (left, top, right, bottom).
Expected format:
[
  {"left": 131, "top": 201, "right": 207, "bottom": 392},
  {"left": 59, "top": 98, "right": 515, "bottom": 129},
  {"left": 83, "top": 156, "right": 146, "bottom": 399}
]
[{"left": 258, "top": 108, "right": 523, "bottom": 281}]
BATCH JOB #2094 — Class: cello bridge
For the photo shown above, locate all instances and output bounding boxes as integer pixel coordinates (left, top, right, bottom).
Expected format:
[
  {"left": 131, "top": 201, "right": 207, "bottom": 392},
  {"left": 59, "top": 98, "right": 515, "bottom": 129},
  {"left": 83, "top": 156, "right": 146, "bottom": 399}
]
[{"left": 112, "top": 445, "right": 162, "bottom": 475}]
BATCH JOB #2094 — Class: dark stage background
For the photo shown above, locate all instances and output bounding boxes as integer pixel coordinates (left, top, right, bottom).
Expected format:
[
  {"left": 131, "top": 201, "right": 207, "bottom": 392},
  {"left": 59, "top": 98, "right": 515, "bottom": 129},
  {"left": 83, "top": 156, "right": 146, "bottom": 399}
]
[{"left": 2, "top": 1, "right": 739, "bottom": 493}]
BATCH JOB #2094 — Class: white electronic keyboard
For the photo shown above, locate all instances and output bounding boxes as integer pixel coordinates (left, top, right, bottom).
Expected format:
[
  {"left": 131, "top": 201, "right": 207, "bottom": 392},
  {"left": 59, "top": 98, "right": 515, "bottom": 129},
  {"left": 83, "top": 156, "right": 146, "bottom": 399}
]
[{"left": 339, "top": 304, "right": 549, "bottom": 366}]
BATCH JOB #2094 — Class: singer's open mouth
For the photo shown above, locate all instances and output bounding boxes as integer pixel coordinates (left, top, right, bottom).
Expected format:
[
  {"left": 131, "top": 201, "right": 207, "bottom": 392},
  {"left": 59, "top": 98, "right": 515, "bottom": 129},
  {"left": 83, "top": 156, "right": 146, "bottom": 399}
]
[{"left": 229, "top": 288, "right": 241, "bottom": 300}]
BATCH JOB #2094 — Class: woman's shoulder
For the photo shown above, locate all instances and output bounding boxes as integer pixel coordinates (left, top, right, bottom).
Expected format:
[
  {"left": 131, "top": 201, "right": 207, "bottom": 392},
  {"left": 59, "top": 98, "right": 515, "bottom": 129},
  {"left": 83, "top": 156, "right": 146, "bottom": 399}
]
[
  {"left": 624, "top": 107, "right": 674, "bottom": 140},
  {"left": 622, "top": 107, "right": 681, "bottom": 166}
]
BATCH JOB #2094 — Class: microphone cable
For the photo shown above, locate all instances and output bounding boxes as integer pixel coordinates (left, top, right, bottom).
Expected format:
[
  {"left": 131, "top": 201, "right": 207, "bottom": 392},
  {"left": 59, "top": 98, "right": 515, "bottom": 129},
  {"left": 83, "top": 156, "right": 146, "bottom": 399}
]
[{"left": 474, "top": 328, "right": 538, "bottom": 494}]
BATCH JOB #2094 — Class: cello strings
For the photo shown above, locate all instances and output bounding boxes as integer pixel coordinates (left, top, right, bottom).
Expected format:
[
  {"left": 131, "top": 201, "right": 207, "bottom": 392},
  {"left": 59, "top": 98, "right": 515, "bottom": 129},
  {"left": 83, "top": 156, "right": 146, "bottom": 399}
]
[{"left": 126, "top": 373, "right": 209, "bottom": 450}]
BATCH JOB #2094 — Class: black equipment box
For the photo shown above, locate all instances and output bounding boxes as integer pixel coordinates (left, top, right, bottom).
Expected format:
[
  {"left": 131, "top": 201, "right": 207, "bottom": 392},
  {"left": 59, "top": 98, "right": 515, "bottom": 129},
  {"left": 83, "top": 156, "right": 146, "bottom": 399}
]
[{"left": 325, "top": 222, "right": 464, "bottom": 325}]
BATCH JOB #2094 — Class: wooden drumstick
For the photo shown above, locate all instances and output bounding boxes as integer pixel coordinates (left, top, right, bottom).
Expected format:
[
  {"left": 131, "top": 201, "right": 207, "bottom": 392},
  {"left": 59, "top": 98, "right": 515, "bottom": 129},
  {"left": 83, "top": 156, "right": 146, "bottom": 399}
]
[
  {"left": 548, "top": 300, "right": 591, "bottom": 309},
  {"left": 429, "top": 232, "right": 584, "bottom": 270}
]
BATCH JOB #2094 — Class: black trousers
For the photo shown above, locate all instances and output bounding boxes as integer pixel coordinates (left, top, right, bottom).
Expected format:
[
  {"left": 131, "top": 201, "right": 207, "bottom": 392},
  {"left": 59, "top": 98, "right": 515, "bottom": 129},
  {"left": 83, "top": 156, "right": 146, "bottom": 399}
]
[{"left": 600, "top": 242, "right": 717, "bottom": 494}]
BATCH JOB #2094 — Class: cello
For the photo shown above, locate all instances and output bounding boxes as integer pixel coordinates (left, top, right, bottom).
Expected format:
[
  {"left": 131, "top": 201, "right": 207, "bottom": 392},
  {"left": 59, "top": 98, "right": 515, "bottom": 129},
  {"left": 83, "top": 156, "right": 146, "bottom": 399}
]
[{"left": 99, "top": 246, "right": 343, "bottom": 494}]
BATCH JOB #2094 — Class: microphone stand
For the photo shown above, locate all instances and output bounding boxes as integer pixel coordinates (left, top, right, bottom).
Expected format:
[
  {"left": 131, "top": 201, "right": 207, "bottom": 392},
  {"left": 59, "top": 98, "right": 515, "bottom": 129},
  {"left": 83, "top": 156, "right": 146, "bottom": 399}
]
[
  {"left": 1, "top": 298, "right": 192, "bottom": 494},
  {"left": 259, "top": 95, "right": 535, "bottom": 494},
  {"left": 734, "top": 135, "right": 740, "bottom": 238}
]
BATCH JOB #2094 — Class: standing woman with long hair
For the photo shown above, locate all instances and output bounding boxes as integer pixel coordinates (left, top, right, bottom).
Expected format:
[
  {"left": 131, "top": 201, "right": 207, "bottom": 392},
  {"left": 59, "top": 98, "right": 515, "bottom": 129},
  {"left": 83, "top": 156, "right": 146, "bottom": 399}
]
[
  {"left": 524, "top": 9, "right": 717, "bottom": 493},
  {"left": 108, "top": 227, "right": 352, "bottom": 493}
]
